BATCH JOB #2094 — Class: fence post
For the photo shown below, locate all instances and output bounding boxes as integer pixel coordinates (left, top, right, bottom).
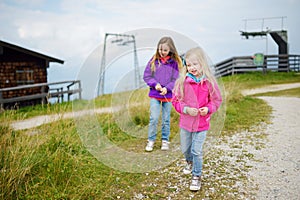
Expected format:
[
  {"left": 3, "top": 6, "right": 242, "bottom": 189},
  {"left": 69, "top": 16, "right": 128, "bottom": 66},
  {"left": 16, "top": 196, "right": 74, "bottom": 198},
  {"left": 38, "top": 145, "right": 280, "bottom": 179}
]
[
  {"left": 263, "top": 55, "right": 267, "bottom": 74},
  {"left": 60, "top": 87, "right": 64, "bottom": 102},
  {"left": 78, "top": 81, "right": 82, "bottom": 100},
  {"left": 67, "top": 84, "right": 71, "bottom": 102},
  {"left": 0, "top": 91, "right": 3, "bottom": 110},
  {"left": 41, "top": 85, "right": 45, "bottom": 106},
  {"left": 286, "top": 54, "right": 290, "bottom": 72}
]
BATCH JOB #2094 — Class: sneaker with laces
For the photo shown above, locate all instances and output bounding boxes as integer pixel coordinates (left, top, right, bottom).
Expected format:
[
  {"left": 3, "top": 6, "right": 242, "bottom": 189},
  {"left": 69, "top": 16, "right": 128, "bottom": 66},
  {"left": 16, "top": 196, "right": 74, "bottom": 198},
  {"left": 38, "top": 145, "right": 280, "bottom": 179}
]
[
  {"left": 189, "top": 176, "right": 201, "bottom": 191},
  {"left": 161, "top": 140, "right": 169, "bottom": 150},
  {"left": 145, "top": 140, "right": 155, "bottom": 152},
  {"left": 183, "top": 162, "right": 192, "bottom": 175}
]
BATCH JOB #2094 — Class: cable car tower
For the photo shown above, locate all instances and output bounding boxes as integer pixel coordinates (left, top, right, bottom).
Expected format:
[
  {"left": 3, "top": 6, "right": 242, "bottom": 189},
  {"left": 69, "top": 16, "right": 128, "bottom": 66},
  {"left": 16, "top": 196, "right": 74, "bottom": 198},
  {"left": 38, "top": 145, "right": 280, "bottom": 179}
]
[
  {"left": 240, "top": 16, "right": 288, "bottom": 70},
  {"left": 97, "top": 33, "right": 141, "bottom": 96}
]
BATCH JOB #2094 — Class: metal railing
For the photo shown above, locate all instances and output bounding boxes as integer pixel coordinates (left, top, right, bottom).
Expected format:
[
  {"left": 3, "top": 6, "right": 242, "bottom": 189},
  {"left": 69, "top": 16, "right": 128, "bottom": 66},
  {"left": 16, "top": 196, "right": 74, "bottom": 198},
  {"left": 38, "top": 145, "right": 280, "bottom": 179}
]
[{"left": 214, "top": 54, "right": 300, "bottom": 77}]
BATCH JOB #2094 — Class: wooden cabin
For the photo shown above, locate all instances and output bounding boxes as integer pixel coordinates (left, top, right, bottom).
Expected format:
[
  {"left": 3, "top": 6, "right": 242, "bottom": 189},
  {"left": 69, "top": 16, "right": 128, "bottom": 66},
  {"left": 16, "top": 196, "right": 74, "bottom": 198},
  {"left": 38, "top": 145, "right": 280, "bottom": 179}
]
[{"left": 0, "top": 40, "right": 64, "bottom": 108}]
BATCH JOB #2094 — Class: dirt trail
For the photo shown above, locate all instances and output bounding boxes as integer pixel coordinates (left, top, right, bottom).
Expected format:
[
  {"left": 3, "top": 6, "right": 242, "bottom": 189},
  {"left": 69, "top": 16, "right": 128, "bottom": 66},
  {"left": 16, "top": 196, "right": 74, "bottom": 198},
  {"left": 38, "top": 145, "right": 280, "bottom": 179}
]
[
  {"left": 249, "top": 96, "right": 300, "bottom": 199},
  {"left": 10, "top": 106, "right": 121, "bottom": 130}
]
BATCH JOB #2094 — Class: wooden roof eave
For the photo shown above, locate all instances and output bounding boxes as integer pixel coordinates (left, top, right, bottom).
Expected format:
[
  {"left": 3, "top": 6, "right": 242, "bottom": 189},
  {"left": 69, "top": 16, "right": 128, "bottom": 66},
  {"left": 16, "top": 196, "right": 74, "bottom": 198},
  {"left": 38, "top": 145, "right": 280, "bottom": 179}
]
[{"left": 0, "top": 40, "right": 64, "bottom": 65}]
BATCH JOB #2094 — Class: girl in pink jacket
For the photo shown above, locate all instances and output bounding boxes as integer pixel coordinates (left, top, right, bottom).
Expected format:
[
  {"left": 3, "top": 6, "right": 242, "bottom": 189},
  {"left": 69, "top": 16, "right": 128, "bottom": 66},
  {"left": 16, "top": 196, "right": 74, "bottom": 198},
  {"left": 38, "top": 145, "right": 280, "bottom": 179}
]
[{"left": 172, "top": 47, "right": 222, "bottom": 191}]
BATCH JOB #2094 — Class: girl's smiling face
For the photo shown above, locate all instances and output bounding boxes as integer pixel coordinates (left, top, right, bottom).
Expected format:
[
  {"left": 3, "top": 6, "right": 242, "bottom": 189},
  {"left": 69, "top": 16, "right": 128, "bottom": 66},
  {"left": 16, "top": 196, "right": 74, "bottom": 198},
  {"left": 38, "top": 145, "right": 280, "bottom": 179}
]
[
  {"left": 186, "top": 55, "right": 202, "bottom": 78},
  {"left": 158, "top": 43, "right": 170, "bottom": 58}
]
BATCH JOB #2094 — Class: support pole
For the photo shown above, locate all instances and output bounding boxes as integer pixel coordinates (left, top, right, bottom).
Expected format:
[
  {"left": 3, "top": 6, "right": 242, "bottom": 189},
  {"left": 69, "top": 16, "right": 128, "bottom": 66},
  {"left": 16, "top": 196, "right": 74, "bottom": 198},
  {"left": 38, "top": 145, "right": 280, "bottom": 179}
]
[{"left": 97, "top": 33, "right": 141, "bottom": 96}]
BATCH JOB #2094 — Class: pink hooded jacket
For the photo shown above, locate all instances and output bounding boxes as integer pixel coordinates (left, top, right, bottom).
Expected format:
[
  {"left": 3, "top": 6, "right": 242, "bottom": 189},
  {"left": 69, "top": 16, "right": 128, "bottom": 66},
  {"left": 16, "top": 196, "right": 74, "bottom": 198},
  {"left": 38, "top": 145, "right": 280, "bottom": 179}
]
[{"left": 172, "top": 76, "right": 222, "bottom": 132}]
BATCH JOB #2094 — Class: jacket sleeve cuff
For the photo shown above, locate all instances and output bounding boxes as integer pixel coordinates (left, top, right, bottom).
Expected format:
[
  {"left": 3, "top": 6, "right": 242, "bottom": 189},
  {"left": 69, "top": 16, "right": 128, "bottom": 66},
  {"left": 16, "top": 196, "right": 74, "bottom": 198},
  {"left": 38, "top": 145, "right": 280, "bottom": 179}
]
[{"left": 183, "top": 106, "right": 188, "bottom": 114}]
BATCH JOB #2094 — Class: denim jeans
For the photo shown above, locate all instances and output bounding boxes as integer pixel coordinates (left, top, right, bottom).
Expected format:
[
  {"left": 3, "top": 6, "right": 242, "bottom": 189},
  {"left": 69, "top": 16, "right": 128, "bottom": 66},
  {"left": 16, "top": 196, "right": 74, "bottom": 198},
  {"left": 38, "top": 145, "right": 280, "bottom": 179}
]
[
  {"left": 148, "top": 98, "right": 171, "bottom": 142},
  {"left": 180, "top": 128, "right": 207, "bottom": 176}
]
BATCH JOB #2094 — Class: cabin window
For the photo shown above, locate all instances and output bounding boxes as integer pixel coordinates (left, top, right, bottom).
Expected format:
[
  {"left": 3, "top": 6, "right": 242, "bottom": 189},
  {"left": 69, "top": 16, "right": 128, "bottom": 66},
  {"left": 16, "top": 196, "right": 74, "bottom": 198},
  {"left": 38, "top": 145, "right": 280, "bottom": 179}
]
[{"left": 16, "top": 69, "right": 34, "bottom": 85}]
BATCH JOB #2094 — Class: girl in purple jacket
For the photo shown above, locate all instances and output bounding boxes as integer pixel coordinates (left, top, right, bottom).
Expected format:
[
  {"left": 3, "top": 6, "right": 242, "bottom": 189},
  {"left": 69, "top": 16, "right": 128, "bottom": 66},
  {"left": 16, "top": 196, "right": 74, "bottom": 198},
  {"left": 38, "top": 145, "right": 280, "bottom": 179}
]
[
  {"left": 143, "top": 36, "right": 182, "bottom": 152},
  {"left": 172, "top": 47, "right": 222, "bottom": 191}
]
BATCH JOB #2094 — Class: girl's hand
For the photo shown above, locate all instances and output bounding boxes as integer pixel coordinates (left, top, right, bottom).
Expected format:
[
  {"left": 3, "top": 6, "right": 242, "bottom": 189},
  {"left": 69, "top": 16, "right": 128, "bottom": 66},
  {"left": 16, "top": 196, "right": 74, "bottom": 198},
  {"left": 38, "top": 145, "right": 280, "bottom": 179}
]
[
  {"left": 199, "top": 107, "right": 208, "bottom": 116},
  {"left": 159, "top": 87, "right": 167, "bottom": 95},
  {"left": 155, "top": 83, "right": 162, "bottom": 91},
  {"left": 186, "top": 107, "right": 199, "bottom": 116}
]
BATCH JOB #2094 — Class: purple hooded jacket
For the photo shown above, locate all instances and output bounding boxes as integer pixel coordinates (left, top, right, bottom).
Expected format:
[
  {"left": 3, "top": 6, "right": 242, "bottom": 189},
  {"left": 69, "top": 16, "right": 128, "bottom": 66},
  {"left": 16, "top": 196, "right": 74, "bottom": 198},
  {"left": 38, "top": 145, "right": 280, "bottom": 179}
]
[{"left": 143, "top": 58, "right": 179, "bottom": 99}]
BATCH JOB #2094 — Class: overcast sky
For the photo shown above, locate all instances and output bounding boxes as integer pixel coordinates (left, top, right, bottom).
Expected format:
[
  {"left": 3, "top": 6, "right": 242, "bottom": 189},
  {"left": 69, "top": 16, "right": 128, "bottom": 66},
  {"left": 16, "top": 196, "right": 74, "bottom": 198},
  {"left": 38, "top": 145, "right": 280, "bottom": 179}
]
[{"left": 1, "top": 0, "right": 299, "bottom": 98}]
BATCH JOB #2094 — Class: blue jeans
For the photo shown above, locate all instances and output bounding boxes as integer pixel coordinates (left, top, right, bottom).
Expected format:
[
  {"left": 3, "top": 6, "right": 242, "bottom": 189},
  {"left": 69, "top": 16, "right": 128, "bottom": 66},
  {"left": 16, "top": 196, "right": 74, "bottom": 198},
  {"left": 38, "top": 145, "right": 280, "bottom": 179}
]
[
  {"left": 180, "top": 128, "right": 207, "bottom": 177},
  {"left": 148, "top": 98, "right": 171, "bottom": 141}
]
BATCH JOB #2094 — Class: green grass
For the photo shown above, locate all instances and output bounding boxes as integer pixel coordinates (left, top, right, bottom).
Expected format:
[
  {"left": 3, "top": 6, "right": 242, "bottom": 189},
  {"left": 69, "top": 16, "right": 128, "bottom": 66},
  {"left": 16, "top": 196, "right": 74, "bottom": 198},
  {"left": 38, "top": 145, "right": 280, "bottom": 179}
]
[
  {"left": 0, "top": 120, "right": 146, "bottom": 199},
  {"left": 1, "top": 72, "right": 300, "bottom": 199},
  {"left": 224, "top": 96, "right": 271, "bottom": 134}
]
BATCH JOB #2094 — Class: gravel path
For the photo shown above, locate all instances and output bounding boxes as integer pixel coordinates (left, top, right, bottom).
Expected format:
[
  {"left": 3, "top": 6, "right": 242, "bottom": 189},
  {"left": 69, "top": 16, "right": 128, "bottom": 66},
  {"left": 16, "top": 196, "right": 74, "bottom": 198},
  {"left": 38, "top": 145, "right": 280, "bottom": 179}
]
[
  {"left": 249, "top": 96, "right": 300, "bottom": 199},
  {"left": 10, "top": 106, "right": 120, "bottom": 130}
]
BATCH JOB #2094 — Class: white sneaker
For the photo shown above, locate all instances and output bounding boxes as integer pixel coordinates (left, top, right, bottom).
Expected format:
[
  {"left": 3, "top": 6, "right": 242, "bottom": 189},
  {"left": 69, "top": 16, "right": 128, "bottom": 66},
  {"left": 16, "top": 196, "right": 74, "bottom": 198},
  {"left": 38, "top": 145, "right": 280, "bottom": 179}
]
[
  {"left": 161, "top": 140, "right": 169, "bottom": 150},
  {"left": 183, "top": 162, "right": 192, "bottom": 175},
  {"left": 145, "top": 140, "right": 155, "bottom": 152},
  {"left": 189, "top": 176, "right": 201, "bottom": 191}
]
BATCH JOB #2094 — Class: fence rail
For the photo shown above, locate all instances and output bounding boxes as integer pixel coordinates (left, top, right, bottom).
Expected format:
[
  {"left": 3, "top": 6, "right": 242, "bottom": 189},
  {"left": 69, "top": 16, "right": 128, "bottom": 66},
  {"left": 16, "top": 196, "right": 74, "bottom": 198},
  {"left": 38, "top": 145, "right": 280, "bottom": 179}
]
[
  {"left": 0, "top": 80, "right": 82, "bottom": 108},
  {"left": 214, "top": 54, "right": 300, "bottom": 77}
]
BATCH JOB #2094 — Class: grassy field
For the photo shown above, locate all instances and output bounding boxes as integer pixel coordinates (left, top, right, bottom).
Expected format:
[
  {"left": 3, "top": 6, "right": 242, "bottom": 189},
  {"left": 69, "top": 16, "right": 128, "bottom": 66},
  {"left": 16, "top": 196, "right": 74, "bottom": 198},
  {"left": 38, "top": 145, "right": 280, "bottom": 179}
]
[{"left": 1, "top": 71, "right": 300, "bottom": 199}]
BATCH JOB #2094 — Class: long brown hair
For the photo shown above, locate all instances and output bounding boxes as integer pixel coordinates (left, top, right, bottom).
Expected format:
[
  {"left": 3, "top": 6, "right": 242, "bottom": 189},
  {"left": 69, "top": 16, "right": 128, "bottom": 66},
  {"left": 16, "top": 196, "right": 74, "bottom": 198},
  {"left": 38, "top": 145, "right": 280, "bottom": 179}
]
[{"left": 150, "top": 36, "right": 182, "bottom": 72}]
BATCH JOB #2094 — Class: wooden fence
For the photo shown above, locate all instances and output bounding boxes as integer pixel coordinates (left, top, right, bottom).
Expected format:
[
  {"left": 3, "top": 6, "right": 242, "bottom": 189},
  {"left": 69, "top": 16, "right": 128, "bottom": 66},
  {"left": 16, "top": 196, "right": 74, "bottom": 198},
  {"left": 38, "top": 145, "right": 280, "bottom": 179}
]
[
  {"left": 0, "top": 80, "right": 82, "bottom": 108},
  {"left": 214, "top": 54, "right": 300, "bottom": 77}
]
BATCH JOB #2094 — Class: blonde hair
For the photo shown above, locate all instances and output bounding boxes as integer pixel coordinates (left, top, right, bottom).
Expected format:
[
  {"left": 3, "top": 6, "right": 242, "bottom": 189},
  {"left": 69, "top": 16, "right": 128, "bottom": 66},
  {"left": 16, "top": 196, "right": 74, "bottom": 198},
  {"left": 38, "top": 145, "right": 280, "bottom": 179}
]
[
  {"left": 150, "top": 36, "right": 183, "bottom": 72},
  {"left": 173, "top": 47, "right": 217, "bottom": 99}
]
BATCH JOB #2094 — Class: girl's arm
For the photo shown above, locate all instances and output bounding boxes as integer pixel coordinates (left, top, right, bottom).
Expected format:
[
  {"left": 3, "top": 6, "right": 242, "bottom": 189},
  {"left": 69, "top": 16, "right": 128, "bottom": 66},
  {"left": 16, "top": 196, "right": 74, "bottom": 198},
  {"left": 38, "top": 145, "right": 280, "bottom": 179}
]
[
  {"left": 171, "top": 91, "right": 188, "bottom": 114},
  {"left": 143, "top": 59, "right": 158, "bottom": 88},
  {"left": 206, "top": 81, "right": 222, "bottom": 114},
  {"left": 165, "top": 63, "right": 179, "bottom": 92},
  {"left": 172, "top": 94, "right": 198, "bottom": 116}
]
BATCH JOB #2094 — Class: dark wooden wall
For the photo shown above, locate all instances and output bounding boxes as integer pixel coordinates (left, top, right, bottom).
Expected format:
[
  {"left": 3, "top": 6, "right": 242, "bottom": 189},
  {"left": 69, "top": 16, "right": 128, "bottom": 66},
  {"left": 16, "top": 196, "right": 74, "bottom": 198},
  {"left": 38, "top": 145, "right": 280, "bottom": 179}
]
[{"left": 0, "top": 46, "right": 48, "bottom": 106}]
